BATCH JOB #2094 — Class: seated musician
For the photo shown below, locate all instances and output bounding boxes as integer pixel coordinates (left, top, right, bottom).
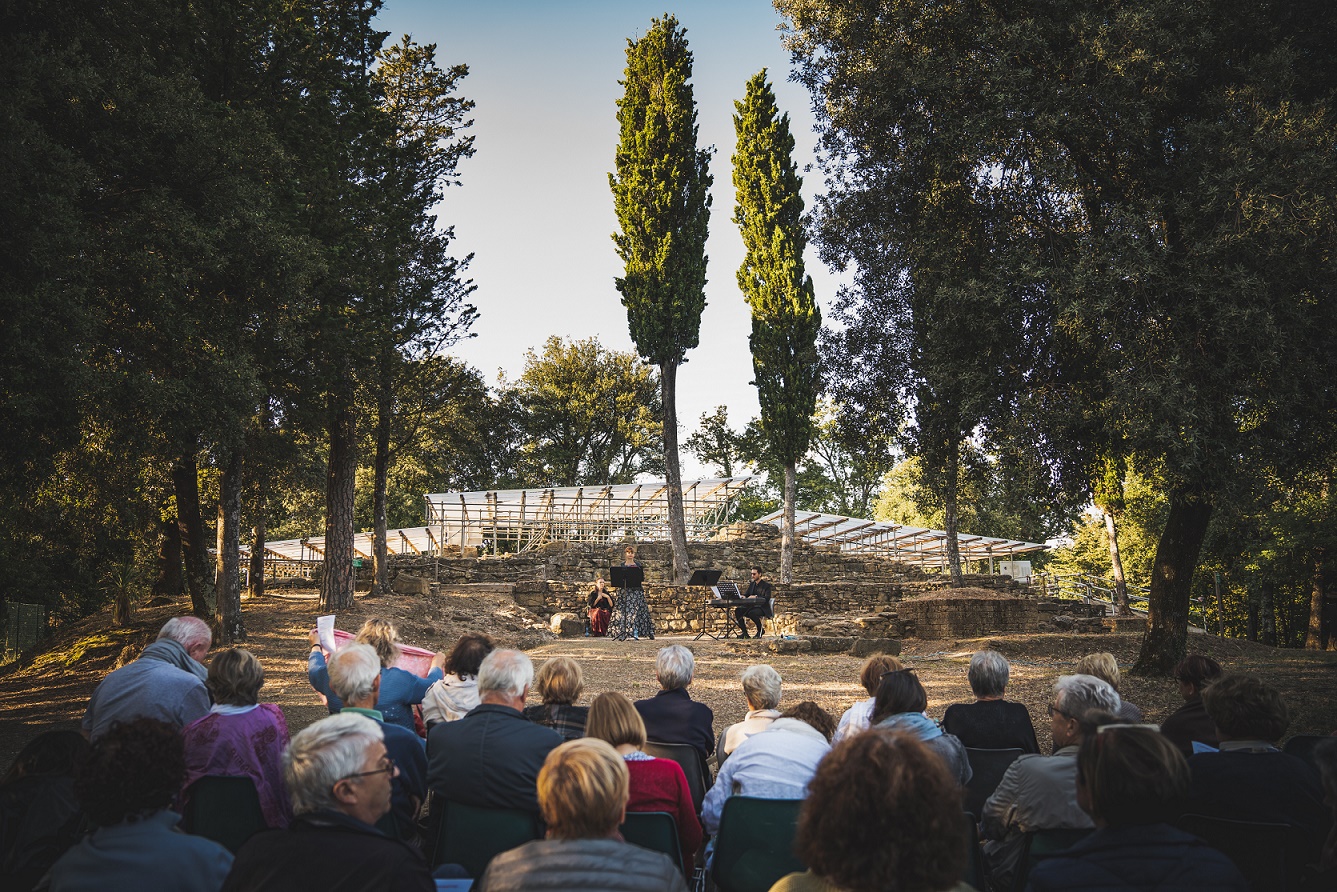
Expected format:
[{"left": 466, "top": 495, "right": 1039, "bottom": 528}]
[
  {"left": 735, "top": 566, "right": 773, "bottom": 639},
  {"left": 587, "top": 575, "right": 614, "bottom": 638}
]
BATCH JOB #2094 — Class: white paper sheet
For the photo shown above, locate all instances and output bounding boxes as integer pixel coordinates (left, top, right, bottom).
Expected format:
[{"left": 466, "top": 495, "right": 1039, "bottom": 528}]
[{"left": 316, "top": 614, "right": 337, "bottom": 653}]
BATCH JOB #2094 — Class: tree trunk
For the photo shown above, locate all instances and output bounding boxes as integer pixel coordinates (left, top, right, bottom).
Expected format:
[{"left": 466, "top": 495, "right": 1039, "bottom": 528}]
[
  {"left": 249, "top": 512, "right": 266, "bottom": 602},
  {"left": 371, "top": 380, "right": 392, "bottom": 597},
  {"left": 1260, "top": 582, "right": 1277, "bottom": 647},
  {"left": 172, "top": 456, "right": 215, "bottom": 619},
  {"left": 1132, "top": 491, "right": 1213, "bottom": 675},
  {"left": 943, "top": 443, "right": 963, "bottom": 587},
  {"left": 1306, "top": 550, "right": 1325, "bottom": 649},
  {"left": 151, "top": 511, "right": 184, "bottom": 598},
  {"left": 1247, "top": 583, "right": 1260, "bottom": 641},
  {"left": 780, "top": 461, "right": 796, "bottom": 584},
  {"left": 215, "top": 447, "right": 244, "bottom": 644},
  {"left": 1213, "top": 572, "right": 1225, "bottom": 637},
  {"left": 660, "top": 362, "right": 691, "bottom": 584},
  {"left": 320, "top": 393, "right": 358, "bottom": 611},
  {"left": 1104, "top": 510, "right": 1132, "bottom": 616},
  {"left": 112, "top": 571, "right": 133, "bottom": 627}
]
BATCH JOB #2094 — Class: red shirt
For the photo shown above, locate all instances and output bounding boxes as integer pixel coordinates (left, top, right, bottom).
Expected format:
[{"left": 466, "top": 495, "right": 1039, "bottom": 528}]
[{"left": 625, "top": 756, "right": 703, "bottom": 869}]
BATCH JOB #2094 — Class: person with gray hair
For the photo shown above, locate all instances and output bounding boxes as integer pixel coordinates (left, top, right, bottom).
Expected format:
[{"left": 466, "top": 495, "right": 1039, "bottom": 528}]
[
  {"left": 979, "top": 674, "right": 1120, "bottom": 891},
  {"left": 327, "top": 644, "right": 427, "bottom": 840},
  {"left": 82, "top": 616, "right": 212, "bottom": 740},
  {"left": 427, "top": 650, "right": 562, "bottom": 814},
  {"left": 634, "top": 645, "right": 716, "bottom": 761},
  {"left": 220, "top": 713, "right": 434, "bottom": 891},
  {"left": 722, "top": 665, "right": 783, "bottom": 756},
  {"left": 941, "top": 650, "right": 1040, "bottom": 753}
]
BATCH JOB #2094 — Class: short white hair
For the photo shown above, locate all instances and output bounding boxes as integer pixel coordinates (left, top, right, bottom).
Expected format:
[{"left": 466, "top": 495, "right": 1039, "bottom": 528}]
[
  {"left": 656, "top": 645, "right": 695, "bottom": 691},
  {"left": 741, "top": 664, "right": 782, "bottom": 710},
  {"left": 158, "top": 616, "right": 211, "bottom": 653},
  {"left": 968, "top": 651, "right": 1010, "bottom": 698},
  {"left": 328, "top": 643, "right": 380, "bottom": 703},
  {"left": 284, "top": 713, "right": 384, "bottom": 815},
  {"left": 1054, "top": 674, "right": 1121, "bottom": 724},
  {"left": 478, "top": 649, "right": 533, "bottom": 699}
]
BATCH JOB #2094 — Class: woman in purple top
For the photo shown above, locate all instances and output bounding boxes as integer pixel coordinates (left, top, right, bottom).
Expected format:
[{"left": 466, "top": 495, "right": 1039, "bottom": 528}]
[{"left": 181, "top": 647, "right": 291, "bottom": 828}]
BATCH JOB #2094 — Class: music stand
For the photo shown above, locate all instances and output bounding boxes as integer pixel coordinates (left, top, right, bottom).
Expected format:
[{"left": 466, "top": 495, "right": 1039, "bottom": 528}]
[
  {"left": 610, "top": 565, "right": 644, "bottom": 589},
  {"left": 687, "top": 569, "right": 722, "bottom": 587}
]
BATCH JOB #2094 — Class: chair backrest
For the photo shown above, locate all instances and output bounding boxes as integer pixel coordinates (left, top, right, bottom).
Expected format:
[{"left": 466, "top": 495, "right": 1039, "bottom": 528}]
[
  {"left": 715, "top": 730, "right": 730, "bottom": 769},
  {"left": 1179, "top": 813, "right": 1312, "bottom": 892},
  {"left": 644, "top": 740, "right": 711, "bottom": 814},
  {"left": 433, "top": 800, "right": 541, "bottom": 877},
  {"left": 711, "top": 797, "right": 806, "bottom": 892},
  {"left": 621, "top": 810, "right": 686, "bottom": 876},
  {"left": 963, "top": 747, "right": 1024, "bottom": 818},
  {"left": 1013, "top": 827, "right": 1093, "bottom": 892},
  {"left": 181, "top": 775, "right": 269, "bottom": 854},
  {"left": 961, "top": 812, "right": 986, "bottom": 892},
  {"left": 1281, "top": 735, "right": 1327, "bottom": 770}
]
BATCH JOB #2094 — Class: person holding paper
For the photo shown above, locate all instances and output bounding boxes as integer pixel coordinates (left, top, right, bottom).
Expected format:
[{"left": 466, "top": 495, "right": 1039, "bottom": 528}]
[{"left": 308, "top": 618, "right": 446, "bottom": 733}]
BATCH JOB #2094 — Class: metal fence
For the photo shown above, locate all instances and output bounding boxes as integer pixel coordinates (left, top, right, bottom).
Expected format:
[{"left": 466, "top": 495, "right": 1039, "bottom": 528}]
[
  {"left": 2, "top": 601, "right": 49, "bottom": 664},
  {"left": 1037, "top": 572, "right": 1211, "bottom": 630}
]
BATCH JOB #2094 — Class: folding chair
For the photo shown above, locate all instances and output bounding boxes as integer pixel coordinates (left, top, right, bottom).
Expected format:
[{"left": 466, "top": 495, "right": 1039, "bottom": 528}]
[
  {"left": 710, "top": 797, "right": 805, "bottom": 892},
  {"left": 962, "top": 812, "right": 986, "bottom": 892},
  {"left": 1012, "top": 827, "right": 1093, "bottom": 892},
  {"left": 1179, "top": 813, "right": 1315, "bottom": 892},
  {"left": 180, "top": 775, "right": 269, "bottom": 854},
  {"left": 963, "top": 747, "right": 1024, "bottom": 819},
  {"left": 644, "top": 740, "right": 712, "bottom": 814},
  {"left": 432, "top": 799, "right": 541, "bottom": 878},
  {"left": 621, "top": 810, "right": 687, "bottom": 876}
]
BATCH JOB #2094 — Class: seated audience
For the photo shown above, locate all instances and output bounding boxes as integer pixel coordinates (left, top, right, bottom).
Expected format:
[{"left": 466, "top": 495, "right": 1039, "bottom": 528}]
[
  {"left": 0, "top": 731, "right": 89, "bottom": 892},
  {"left": 702, "top": 701, "right": 835, "bottom": 836},
  {"left": 585, "top": 692, "right": 702, "bottom": 870},
  {"left": 475, "top": 739, "right": 689, "bottom": 892},
  {"left": 587, "top": 575, "right": 614, "bottom": 638},
  {"left": 871, "top": 669, "right": 972, "bottom": 785},
  {"left": 326, "top": 643, "right": 426, "bottom": 839},
  {"left": 181, "top": 647, "right": 291, "bottom": 829},
  {"left": 1076, "top": 652, "right": 1143, "bottom": 722},
  {"left": 1027, "top": 726, "right": 1248, "bottom": 891},
  {"left": 45, "top": 718, "right": 232, "bottom": 892},
  {"left": 980, "top": 674, "right": 1120, "bottom": 892},
  {"left": 771, "top": 729, "right": 971, "bottom": 892},
  {"left": 523, "top": 656, "right": 589, "bottom": 741},
  {"left": 832, "top": 654, "right": 904, "bottom": 743},
  {"left": 1158, "top": 653, "right": 1223, "bottom": 757},
  {"left": 427, "top": 649, "right": 562, "bottom": 813},
  {"left": 941, "top": 650, "right": 1040, "bottom": 753},
  {"left": 634, "top": 645, "right": 715, "bottom": 762},
  {"left": 82, "top": 616, "right": 211, "bottom": 739},
  {"left": 721, "top": 664, "right": 783, "bottom": 756},
  {"left": 308, "top": 619, "right": 445, "bottom": 731},
  {"left": 421, "top": 632, "right": 494, "bottom": 728},
  {"left": 220, "top": 713, "right": 433, "bottom": 892},
  {"left": 1308, "top": 738, "right": 1337, "bottom": 889},
  {"left": 1184, "top": 673, "right": 1328, "bottom": 851}
]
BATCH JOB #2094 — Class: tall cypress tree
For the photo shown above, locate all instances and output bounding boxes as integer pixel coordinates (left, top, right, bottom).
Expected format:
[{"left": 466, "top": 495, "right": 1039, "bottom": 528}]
[
  {"left": 609, "top": 15, "right": 712, "bottom": 583},
  {"left": 732, "top": 70, "right": 821, "bottom": 584}
]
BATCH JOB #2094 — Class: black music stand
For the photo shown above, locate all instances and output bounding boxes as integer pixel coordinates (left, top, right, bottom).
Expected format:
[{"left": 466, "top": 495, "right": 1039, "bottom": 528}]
[
  {"left": 687, "top": 569, "right": 722, "bottom": 587},
  {"left": 609, "top": 565, "right": 645, "bottom": 641}
]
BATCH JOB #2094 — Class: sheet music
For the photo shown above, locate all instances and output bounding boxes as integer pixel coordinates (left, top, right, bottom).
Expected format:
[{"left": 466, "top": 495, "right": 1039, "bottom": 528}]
[
  {"left": 316, "top": 614, "right": 337, "bottom": 652},
  {"left": 712, "top": 582, "right": 741, "bottom": 600}
]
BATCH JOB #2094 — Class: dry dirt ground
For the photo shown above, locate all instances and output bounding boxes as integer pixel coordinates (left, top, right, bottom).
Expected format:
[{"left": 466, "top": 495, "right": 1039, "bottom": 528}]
[{"left": 4, "top": 587, "right": 1337, "bottom": 767}]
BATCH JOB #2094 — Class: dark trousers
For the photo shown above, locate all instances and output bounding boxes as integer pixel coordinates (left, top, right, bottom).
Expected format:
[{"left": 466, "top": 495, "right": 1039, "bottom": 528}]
[{"left": 735, "top": 604, "right": 767, "bottom": 636}]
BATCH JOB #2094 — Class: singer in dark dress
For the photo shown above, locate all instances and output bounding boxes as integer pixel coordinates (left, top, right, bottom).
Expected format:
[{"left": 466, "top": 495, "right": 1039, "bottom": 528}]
[
  {"left": 609, "top": 546, "right": 655, "bottom": 641},
  {"left": 735, "top": 567, "right": 773, "bottom": 638}
]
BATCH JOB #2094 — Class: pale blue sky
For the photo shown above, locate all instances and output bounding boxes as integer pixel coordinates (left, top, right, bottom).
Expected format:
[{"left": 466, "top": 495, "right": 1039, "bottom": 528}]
[{"left": 373, "top": 0, "right": 847, "bottom": 476}]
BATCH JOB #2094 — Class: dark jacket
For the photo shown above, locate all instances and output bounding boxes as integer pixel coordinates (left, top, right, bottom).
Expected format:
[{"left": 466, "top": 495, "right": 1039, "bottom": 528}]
[
  {"left": 220, "top": 810, "right": 432, "bottom": 892},
  {"left": 427, "top": 703, "right": 562, "bottom": 813},
  {"left": 476, "top": 837, "right": 689, "bottom": 892},
  {"left": 1185, "top": 749, "right": 1329, "bottom": 851},
  {"left": 1159, "top": 697, "right": 1218, "bottom": 758},
  {"left": 341, "top": 707, "right": 426, "bottom": 835},
  {"left": 1025, "top": 823, "right": 1249, "bottom": 892},
  {"left": 941, "top": 699, "right": 1040, "bottom": 753},
  {"left": 741, "top": 579, "right": 775, "bottom": 618},
  {"left": 635, "top": 688, "right": 715, "bottom": 760}
]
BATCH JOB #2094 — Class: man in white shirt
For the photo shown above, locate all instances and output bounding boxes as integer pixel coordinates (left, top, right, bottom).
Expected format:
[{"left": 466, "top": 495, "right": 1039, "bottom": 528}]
[{"left": 721, "top": 664, "right": 783, "bottom": 756}]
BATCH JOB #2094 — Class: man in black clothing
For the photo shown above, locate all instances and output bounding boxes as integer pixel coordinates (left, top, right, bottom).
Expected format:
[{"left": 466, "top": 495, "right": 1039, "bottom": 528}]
[{"left": 735, "top": 567, "right": 773, "bottom": 639}]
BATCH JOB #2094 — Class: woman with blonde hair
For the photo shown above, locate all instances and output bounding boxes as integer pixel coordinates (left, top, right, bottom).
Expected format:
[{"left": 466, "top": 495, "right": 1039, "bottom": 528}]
[
  {"left": 524, "top": 657, "right": 589, "bottom": 740},
  {"left": 308, "top": 618, "right": 446, "bottom": 733},
  {"left": 1075, "top": 652, "right": 1143, "bottom": 722}
]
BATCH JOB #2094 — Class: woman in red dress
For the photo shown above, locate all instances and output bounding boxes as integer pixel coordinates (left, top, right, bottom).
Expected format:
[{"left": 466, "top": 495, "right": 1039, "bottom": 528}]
[{"left": 587, "top": 575, "right": 614, "bottom": 637}]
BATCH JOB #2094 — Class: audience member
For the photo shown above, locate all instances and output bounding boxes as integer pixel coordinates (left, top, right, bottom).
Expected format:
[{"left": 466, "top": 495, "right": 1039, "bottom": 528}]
[
  {"left": 1027, "top": 726, "right": 1248, "bottom": 891},
  {"left": 45, "top": 718, "right": 232, "bottom": 892},
  {"left": 326, "top": 643, "right": 426, "bottom": 839},
  {"left": 0, "top": 731, "right": 89, "bottom": 892},
  {"left": 980, "top": 674, "right": 1120, "bottom": 891},
  {"left": 871, "top": 669, "right": 972, "bottom": 785},
  {"left": 702, "top": 701, "right": 835, "bottom": 836},
  {"left": 181, "top": 647, "right": 291, "bottom": 829},
  {"left": 634, "top": 645, "right": 715, "bottom": 761},
  {"left": 427, "top": 649, "right": 562, "bottom": 813},
  {"left": 421, "top": 632, "right": 494, "bottom": 728},
  {"left": 1075, "top": 652, "right": 1143, "bottom": 723},
  {"left": 941, "top": 650, "right": 1040, "bottom": 753},
  {"left": 1184, "top": 673, "right": 1328, "bottom": 851},
  {"left": 831, "top": 654, "right": 904, "bottom": 743},
  {"left": 475, "top": 739, "right": 689, "bottom": 892},
  {"left": 587, "top": 576, "right": 614, "bottom": 638},
  {"left": 220, "top": 713, "right": 433, "bottom": 892},
  {"left": 82, "top": 616, "right": 211, "bottom": 739},
  {"left": 523, "top": 656, "right": 589, "bottom": 741},
  {"left": 771, "top": 729, "right": 971, "bottom": 892},
  {"left": 721, "top": 664, "right": 783, "bottom": 756},
  {"left": 308, "top": 619, "right": 445, "bottom": 731},
  {"left": 1308, "top": 738, "right": 1337, "bottom": 889},
  {"left": 1158, "top": 654, "right": 1222, "bottom": 757},
  {"left": 585, "top": 692, "right": 702, "bottom": 870}
]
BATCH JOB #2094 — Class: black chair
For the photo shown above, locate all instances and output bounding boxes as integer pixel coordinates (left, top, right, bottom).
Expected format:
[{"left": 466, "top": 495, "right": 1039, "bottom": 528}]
[
  {"left": 645, "top": 740, "right": 712, "bottom": 814},
  {"left": 432, "top": 799, "right": 541, "bottom": 878},
  {"left": 1281, "top": 735, "right": 1328, "bottom": 770},
  {"left": 711, "top": 797, "right": 805, "bottom": 892},
  {"left": 180, "top": 775, "right": 269, "bottom": 854},
  {"left": 1012, "top": 827, "right": 1093, "bottom": 892},
  {"left": 1179, "top": 813, "right": 1315, "bottom": 892},
  {"left": 963, "top": 747, "right": 1024, "bottom": 818},
  {"left": 961, "top": 812, "right": 986, "bottom": 892},
  {"left": 621, "top": 810, "right": 686, "bottom": 876}
]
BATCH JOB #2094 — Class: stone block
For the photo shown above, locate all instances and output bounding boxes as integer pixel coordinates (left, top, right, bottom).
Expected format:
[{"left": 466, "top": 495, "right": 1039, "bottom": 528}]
[
  {"left": 391, "top": 573, "right": 430, "bottom": 596},
  {"left": 850, "top": 638, "right": 902, "bottom": 657},
  {"left": 806, "top": 636, "right": 854, "bottom": 654},
  {"left": 549, "top": 613, "right": 584, "bottom": 638},
  {"left": 768, "top": 637, "right": 813, "bottom": 655}
]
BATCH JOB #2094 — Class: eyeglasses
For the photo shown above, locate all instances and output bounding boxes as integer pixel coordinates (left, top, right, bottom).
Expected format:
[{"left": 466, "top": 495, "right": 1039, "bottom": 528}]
[
  {"left": 1046, "top": 703, "right": 1074, "bottom": 720},
  {"left": 340, "top": 756, "right": 396, "bottom": 783}
]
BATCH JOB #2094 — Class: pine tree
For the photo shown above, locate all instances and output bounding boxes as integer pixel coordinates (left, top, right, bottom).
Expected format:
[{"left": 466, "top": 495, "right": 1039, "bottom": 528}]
[
  {"left": 609, "top": 15, "right": 712, "bottom": 583},
  {"left": 732, "top": 70, "right": 821, "bottom": 584}
]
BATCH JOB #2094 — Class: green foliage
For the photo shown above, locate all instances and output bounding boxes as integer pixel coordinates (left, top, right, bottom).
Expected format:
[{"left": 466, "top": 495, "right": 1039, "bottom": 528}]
[
  {"left": 1047, "top": 470, "right": 1169, "bottom": 588},
  {"left": 685, "top": 406, "right": 745, "bottom": 478}
]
